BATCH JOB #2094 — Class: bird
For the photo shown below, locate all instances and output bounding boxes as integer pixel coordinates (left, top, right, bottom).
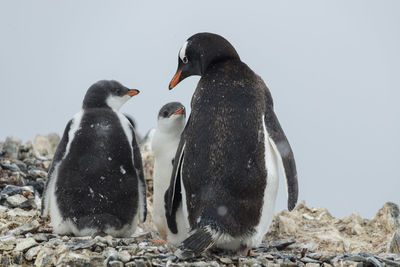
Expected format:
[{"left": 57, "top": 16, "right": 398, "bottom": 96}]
[
  {"left": 164, "top": 33, "right": 298, "bottom": 255},
  {"left": 151, "top": 102, "right": 186, "bottom": 239},
  {"left": 41, "top": 80, "right": 147, "bottom": 237}
]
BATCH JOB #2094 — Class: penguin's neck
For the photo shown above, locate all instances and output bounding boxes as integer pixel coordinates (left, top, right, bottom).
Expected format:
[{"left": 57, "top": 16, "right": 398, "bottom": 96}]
[
  {"left": 157, "top": 117, "right": 185, "bottom": 136},
  {"left": 82, "top": 95, "right": 129, "bottom": 111}
]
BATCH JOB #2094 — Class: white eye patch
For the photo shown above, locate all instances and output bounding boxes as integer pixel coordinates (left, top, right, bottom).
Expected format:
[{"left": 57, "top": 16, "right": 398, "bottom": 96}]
[{"left": 179, "top": 41, "right": 188, "bottom": 62}]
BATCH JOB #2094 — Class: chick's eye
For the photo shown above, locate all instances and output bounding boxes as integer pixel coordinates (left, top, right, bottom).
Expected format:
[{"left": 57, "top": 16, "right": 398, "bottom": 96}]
[
  {"left": 182, "top": 56, "right": 188, "bottom": 64},
  {"left": 163, "top": 111, "right": 169, "bottom": 117}
]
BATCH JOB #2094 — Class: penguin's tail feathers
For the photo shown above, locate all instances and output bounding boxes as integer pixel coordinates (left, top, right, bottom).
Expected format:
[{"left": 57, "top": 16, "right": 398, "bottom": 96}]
[{"left": 175, "top": 227, "right": 219, "bottom": 259}]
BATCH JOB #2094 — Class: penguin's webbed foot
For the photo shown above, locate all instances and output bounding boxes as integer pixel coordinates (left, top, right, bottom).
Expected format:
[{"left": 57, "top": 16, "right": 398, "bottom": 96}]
[{"left": 236, "top": 244, "right": 251, "bottom": 256}]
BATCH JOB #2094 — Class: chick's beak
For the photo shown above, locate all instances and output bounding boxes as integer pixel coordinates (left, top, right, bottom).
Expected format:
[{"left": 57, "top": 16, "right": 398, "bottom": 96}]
[
  {"left": 125, "top": 89, "right": 140, "bottom": 96},
  {"left": 169, "top": 69, "right": 182, "bottom": 90},
  {"left": 173, "top": 107, "right": 185, "bottom": 115}
]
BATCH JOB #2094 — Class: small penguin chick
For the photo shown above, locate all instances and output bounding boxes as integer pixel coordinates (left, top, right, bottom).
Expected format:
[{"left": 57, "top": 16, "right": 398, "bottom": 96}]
[
  {"left": 152, "top": 102, "right": 186, "bottom": 240},
  {"left": 156, "top": 102, "right": 186, "bottom": 133},
  {"left": 41, "top": 80, "right": 146, "bottom": 237}
]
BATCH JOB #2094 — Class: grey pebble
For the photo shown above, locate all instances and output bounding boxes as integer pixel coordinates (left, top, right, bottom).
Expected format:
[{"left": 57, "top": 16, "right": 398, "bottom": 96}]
[
  {"left": 33, "top": 233, "right": 49, "bottom": 242},
  {"left": 300, "top": 257, "right": 322, "bottom": 264},
  {"left": 20, "top": 198, "right": 37, "bottom": 210},
  {"left": 108, "top": 260, "right": 124, "bottom": 267},
  {"left": 0, "top": 163, "right": 21, "bottom": 172},
  {"left": 366, "top": 256, "right": 383, "bottom": 267},
  {"left": 5, "top": 194, "right": 27, "bottom": 207}
]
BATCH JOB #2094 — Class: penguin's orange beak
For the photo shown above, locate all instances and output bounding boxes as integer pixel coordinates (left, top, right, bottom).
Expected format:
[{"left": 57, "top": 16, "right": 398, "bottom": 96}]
[
  {"left": 169, "top": 69, "right": 182, "bottom": 90},
  {"left": 173, "top": 107, "right": 184, "bottom": 115},
  {"left": 125, "top": 89, "right": 140, "bottom": 96}
]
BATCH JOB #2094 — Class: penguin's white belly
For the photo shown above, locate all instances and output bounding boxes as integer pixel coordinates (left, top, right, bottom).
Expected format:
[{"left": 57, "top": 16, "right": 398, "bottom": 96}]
[
  {"left": 152, "top": 130, "right": 181, "bottom": 239},
  {"left": 166, "top": 157, "right": 190, "bottom": 246},
  {"left": 153, "top": 155, "right": 174, "bottom": 238},
  {"left": 250, "top": 116, "right": 279, "bottom": 246}
]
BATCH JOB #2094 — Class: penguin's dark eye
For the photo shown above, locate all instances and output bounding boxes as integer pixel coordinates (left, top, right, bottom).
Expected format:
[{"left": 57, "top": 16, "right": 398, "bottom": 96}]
[
  {"left": 182, "top": 56, "right": 188, "bottom": 64},
  {"left": 163, "top": 111, "right": 169, "bottom": 117}
]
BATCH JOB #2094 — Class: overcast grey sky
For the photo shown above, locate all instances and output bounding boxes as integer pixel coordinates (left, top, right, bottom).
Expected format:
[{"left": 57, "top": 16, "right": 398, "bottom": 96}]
[{"left": 0, "top": 1, "right": 399, "bottom": 218}]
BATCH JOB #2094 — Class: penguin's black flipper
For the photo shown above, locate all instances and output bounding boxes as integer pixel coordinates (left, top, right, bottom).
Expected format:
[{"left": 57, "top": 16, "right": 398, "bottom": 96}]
[
  {"left": 164, "top": 139, "right": 185, "bottom": 234},
  {"left": 130, "top": 125, "right": 147, "bottom": 223},
  {"left": 264, "top": 109, "right": 298, "bottom": 211},
  {"left": 165, "top": 115, "right": 191, "bottom": 234},
  {"left": 123, "top": 114, "right": 136, "bottom": 129},
  {"left": 41, "top": 119, "right": 73, "bottom": 218}
]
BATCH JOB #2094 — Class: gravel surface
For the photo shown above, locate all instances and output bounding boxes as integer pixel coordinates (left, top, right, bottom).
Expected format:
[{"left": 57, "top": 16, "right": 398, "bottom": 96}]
[{"left": 0, "top": 135, "right": 399, "bottom": 266}]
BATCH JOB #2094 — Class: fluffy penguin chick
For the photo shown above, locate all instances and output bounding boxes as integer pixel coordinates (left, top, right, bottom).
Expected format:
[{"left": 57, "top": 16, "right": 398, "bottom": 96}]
[
  {"left": 151, "top": 102, "right": 186, "bottom": 239},
  {"left": 165, "top": 33, "right": 298, "bottom": 255},
  {"left": 41, "top": 80, "right": 147, "bottom": 237}
]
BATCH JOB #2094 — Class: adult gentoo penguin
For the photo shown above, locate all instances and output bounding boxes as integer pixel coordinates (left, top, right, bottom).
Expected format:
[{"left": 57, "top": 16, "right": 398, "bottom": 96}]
[
  {"left": 41, "top": 80, "right": 147, "bottom": 237},
  {"left": 152, "top": 102, "right": 186, "bottom": 239},
  {"left": 165, "top": 33, "right": 298, "bottom": 255}
]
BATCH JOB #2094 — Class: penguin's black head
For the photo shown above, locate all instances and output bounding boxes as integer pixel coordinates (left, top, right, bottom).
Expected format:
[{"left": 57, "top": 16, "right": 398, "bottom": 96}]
[
  {"left": 82, "top": 80, "right": 140, "bottom": 110},
  {"left": 158, "top": 102, "right": 186, "bottom": 119},
  {"left": 169, "top": 32, "right": 240, "bottom": 89}
]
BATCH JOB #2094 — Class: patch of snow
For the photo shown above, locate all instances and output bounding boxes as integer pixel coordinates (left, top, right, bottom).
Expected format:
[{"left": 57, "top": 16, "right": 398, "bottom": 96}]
[{"left": 120, "top": 165, "right": 126, "bottom": 175}]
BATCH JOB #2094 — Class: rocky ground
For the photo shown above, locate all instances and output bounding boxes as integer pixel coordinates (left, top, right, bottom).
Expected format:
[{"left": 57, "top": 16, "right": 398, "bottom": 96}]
[{"left": 0, "top": 135, "right": 399, "bottom": 267}]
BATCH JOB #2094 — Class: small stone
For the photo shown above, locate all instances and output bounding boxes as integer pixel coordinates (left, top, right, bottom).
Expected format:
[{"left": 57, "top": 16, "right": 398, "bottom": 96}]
[
  {"left": 307, "top": 252, "right": 327, "bottom": 260},
  {"left": 0, "top": 205, "right": 8, "bottom": 213},
  {"left": 238, "top": 258, "right": 263, "bottom": 267},
  {"left": 28, "top": 167, "right": 47, "bottom": 179},
  {"left": 33, "top": 134, "right": 60, "bottom": 156},
  {"left": 0, "top": 235, "right": 16, "bottom": 250},
  {"left": 7, "top": 219, "right": 40, "bottom": 235},
  {"left": 301, "top": 257, "right": 322, "bottom": 264},
  {"left": 0, "top": 163, "right": 21, "bottom": 172},
  {"left": 270, "top": 238, "right": 296, "bottom": 250},
  {"left": 25, "top": 245, "right": 41, "bottom": 261},
  {"left": 15, "top": 237, "right": 38, "bottom": 252},
  {"left": 0, "top": 243, "right": 14, "bottom": 251},
  {"left": 303, "top": 214, "right": 315, "bottom": 220},
  {"left": 70, "top": 238, "right": 97, "bottom": 250},
  {"left": 366, "top": 256, "right": 383, "bottom": 267},
  {"left": 94, "top": 235, "right": 107, "bottom": 244},
  {"left": 219, "top": 257, "right": 233, "bottom": 264},
  {"left": 6, "top": 194, "right": 27, "bottom": 207},
  {"left": 343, "top": 254, "right": 367, "bottom": 262},
  {"left": 305, "top": 263, "right": 320, "bottom": 267},
  {"left": 94, "top": 246, "right": 103, "bottom": 253},
  {"left": 277, "top": 215, "right": 299, "bottom": 235},
  {"left": 56, "top": 250, "right": 104, "bottom": 266},
  {"left": 4, "top": 136, "right": 22, "bottom": 159},
  {"left": 118, "top": 250, "right": 131, "bottom": 262},
  {"left": 126, "top": 259, "right": 150, "bottom": 267},
  {"left": 6, "top": 207, "right": 36, "bottom": 218},
  {"left": 109, "top": 260, "right": 124, "bottom": 267},
  {"left": 33, "top": 233, "right": 49, "bottom": 242},
  {"left": 387, "top": 231, "right": 400, "bottom": 254},
  {"left": 105, "top": 235, "right": 117, "bottom": 247},
  {"left": 34, "top": 248, "right": 56, "bottom": 267},
  {"left": 20, "top": 198, "right": 37, "bottom": 210},
  {"left": 12, "top": 251, "right": 24, "bottom": 265},
  {"left": 373, "top": 202, "right": 400, "bottom": 233}
]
